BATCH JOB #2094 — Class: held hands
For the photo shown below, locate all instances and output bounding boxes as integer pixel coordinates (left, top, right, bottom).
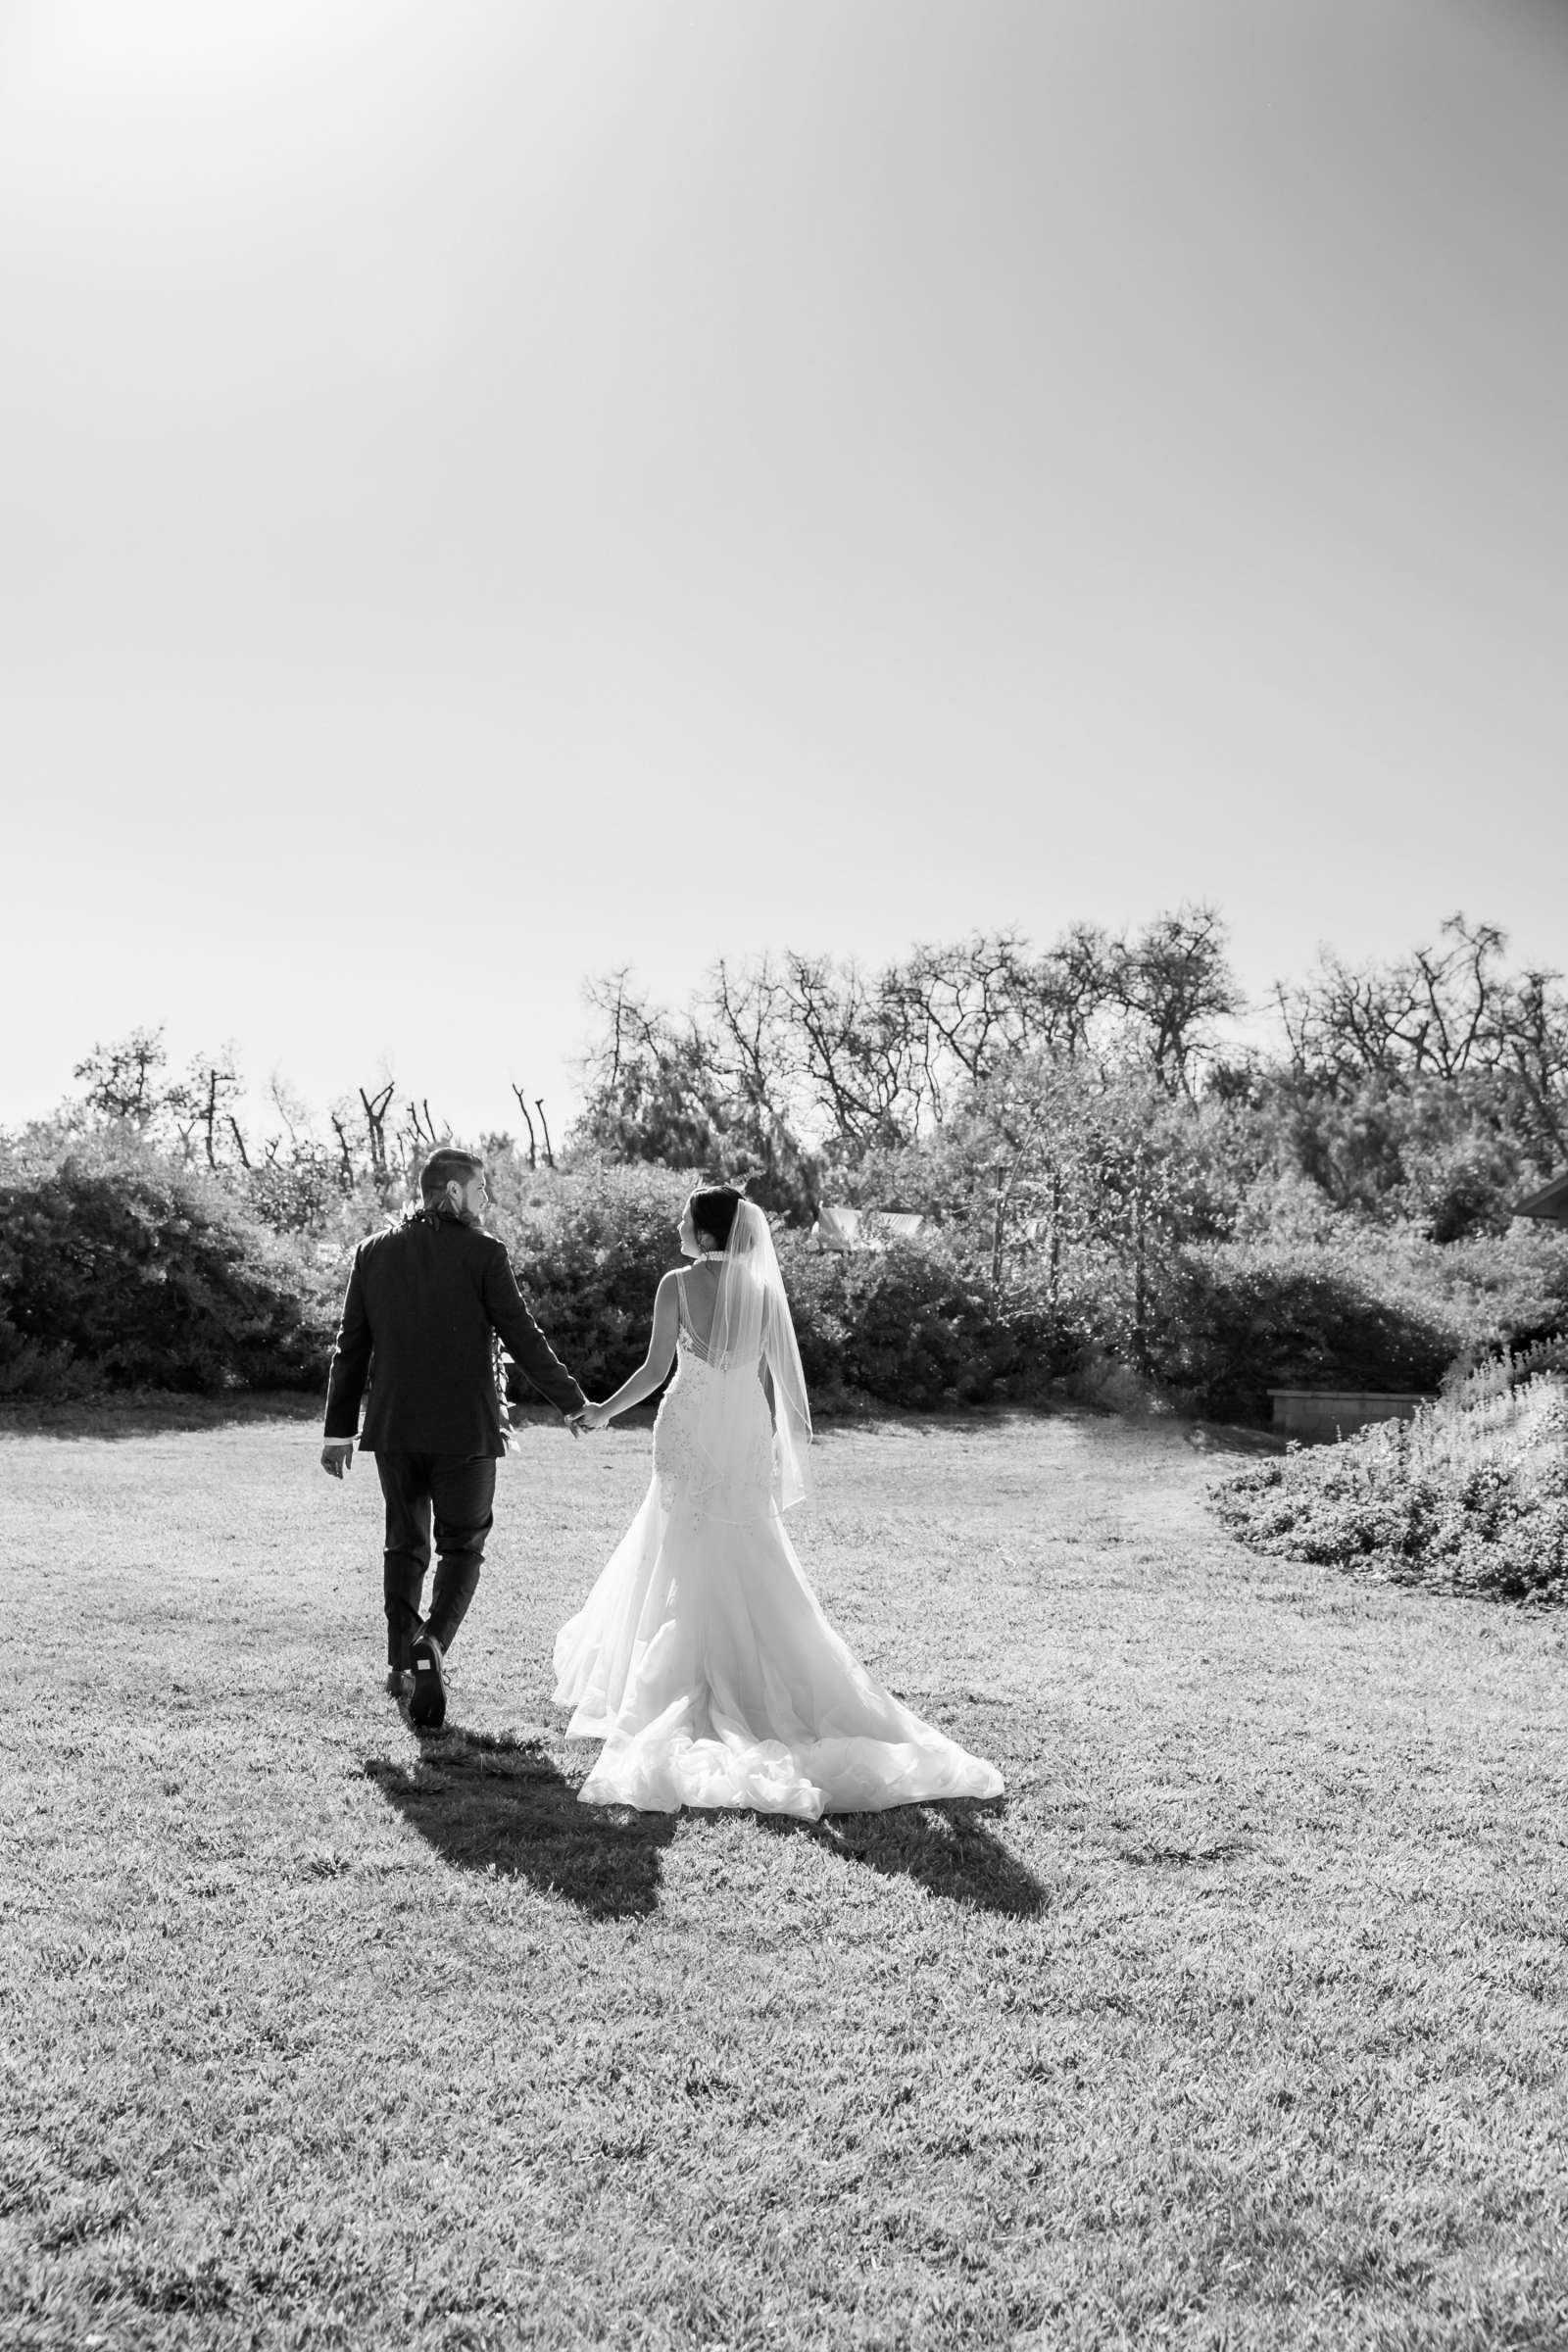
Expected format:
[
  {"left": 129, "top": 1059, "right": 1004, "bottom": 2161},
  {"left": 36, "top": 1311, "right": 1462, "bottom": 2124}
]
[
  {"left": 320, "top": 1440, "right": 354, "bottom": 1479},
  {"left": 569, "top": 1401, "right": 612, "bottom": 1434}
]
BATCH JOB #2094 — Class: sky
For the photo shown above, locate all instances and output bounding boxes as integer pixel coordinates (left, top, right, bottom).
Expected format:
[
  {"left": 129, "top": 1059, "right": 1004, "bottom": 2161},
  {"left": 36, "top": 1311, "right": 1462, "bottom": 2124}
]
[{"left": 2, "top": 0, "right": 1566, "bottom": 1148}]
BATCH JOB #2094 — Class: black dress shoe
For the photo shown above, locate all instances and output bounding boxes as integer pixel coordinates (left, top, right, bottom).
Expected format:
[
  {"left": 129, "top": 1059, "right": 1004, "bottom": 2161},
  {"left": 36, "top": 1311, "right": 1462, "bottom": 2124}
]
[{"left": 409, "top": 1633, "right": 447, "bottom": 1729}]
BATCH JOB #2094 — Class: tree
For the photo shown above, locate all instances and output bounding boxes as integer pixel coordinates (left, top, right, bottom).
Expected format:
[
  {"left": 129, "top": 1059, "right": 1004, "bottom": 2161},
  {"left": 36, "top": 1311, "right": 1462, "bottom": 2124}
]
[
  {"left": 1496, "top": 963, "right": 1568, "bottom": 1166},
  {"left": 171, "top": 1048, "right": 246, "bottom": 1171},
  {"left": 1276, "top": 913, "right": 1565, "bottom": 1099},
  {"left": 573, "top": 973, "right": 729, "bottom": 1170},
  {"left": 773, "top": 953, "right": 925, "bottom": 1152},
  {"left": 70, "top": 1030, "right": 254, "bottom": 1172},
  {"left": 1269, "top": 914, "right": 1568, "bottom": 1226},
  {"left": 73, "top": 1028, "right": 171, "bottom": 1129},
  {"left": 572, "top": 971, "right": 818, "bottom": 1214},
  {"left": 358, "top": 1082, "right": 396, "bottom": 1194},
  {"left": 575, "top": 913, "right": 1250, "bottom": 1191},
  {"left": 887, "top": 932, "right": 1052, "bottom": 1112},
  {"left": 966, "top": 1060, "right": 1237, "bottom": 1343},
  {"left": 1105, "top": 904, "right": 1246, "bottom": 1098}
]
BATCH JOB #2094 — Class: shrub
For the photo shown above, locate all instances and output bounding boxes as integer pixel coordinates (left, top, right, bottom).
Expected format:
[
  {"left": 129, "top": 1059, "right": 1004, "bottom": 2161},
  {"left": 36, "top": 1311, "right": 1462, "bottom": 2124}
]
[
  {"left": 775, "top": 1237, "right": 1083, "bottom": 1410},
  {"left": 1214, "top": 1347, "right": 1568, "bottom": 1604},
  {"left": 490, "top": 1160, "right": 1084, "bottom": 1410},
  {"left": 0, "top": 1152, "right": 330, "bottom": 1397},
  {"left": 1146, "top": 1223, "right": 1568, "bottom": 1423},
  {"left": 777, "top": 1240, "right": 994, "bottom": 1408},
  {"left": 1149, "top": 1237, "right": 1466, "bottom": 1422},
  {"left": 495, "top": 1159, "right": 693, "bottom": 1396},
  {"left": 238, "top": 1147, "right": 372, "bottom": 1238}
]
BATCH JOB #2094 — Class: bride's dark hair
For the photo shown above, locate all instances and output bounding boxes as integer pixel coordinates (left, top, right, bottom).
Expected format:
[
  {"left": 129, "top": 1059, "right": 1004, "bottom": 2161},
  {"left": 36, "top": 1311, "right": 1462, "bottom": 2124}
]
[{"left": 688, "top": 1184, "right": 745, "bottom": 1251}]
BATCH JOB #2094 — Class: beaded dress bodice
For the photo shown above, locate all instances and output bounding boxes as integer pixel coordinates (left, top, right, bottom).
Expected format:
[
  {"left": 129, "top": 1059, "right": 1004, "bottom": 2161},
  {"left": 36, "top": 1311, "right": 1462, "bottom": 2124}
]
[{"left": 652, "top": 1269, "right": 775, "bottom": 1503}]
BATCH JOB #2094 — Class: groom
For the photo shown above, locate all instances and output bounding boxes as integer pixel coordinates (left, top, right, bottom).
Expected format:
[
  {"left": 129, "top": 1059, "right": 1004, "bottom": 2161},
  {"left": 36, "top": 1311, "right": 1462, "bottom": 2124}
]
[{"left": 319, "top": 1147, "right": 587, "bottom": 1727}]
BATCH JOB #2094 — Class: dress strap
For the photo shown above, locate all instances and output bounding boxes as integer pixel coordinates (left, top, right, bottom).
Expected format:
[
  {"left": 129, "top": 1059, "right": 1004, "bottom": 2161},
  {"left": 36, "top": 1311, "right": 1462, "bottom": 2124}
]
[{"left": 673, "top": 1267, "right": 715, "bottom": 1360}]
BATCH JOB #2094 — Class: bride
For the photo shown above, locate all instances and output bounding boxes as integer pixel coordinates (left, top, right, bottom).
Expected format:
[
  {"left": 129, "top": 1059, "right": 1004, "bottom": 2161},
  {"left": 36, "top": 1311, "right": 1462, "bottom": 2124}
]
[{"left": 553, "top": 1185, "right": 1004, "bottom": 1818}]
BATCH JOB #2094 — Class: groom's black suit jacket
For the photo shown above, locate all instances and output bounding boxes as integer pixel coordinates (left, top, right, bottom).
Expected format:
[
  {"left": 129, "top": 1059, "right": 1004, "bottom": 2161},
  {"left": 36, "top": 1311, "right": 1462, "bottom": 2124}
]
[{"left": 323, "top": 1214, "right": 585, "bottom": 1458}]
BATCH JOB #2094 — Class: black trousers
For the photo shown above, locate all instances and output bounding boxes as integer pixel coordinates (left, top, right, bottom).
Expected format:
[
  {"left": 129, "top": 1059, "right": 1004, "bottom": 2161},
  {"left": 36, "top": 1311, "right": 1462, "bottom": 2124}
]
[{"left": 374, "top": 1451, "right": 498, "bottom": 1671}]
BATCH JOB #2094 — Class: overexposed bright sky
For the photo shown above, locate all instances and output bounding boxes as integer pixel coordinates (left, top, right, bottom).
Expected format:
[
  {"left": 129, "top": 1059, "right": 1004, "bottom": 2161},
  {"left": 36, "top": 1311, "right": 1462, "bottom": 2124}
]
[{"left": 3, "top": 0, "right": 1566, "bottom": 1144}]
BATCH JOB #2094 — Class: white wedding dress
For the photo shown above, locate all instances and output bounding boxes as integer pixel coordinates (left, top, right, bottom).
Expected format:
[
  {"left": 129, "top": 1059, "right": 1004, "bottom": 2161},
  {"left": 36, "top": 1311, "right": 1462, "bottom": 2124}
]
[{"left": 554, "top": 1262, "right": 1004, "bottom": 1819}]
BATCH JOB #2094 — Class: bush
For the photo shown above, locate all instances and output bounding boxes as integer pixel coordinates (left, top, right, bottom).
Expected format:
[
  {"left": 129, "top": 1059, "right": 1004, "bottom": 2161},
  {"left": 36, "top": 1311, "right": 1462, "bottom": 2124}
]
[
  {"left": 778, "top": 1240, "right": 995, "bottom": 1408},
  {"left": 14, "top": 1119, "right": 1555, "bottom": 1430},
  {"left": 0, "top": 1140, "right": 1081, "bottom": 1415},
  {"left": 239, "top": 1147, "right": 372, "bottom": 1238},
  {"left": 775, "top": 1237, "right": 1083, "bottom": 1410},
  {"left": 1146, "top": 1223, "right": 1568, "bottom": 1423},
  {"left": 495, "top": 1159, "right": 693, "bottom": 1396},
  {"left": 0, "top": 1152, "right": 330, "bottom": 1398},
  {"left": 491, "top": 1160, "right": 1084, "bottom": 1411},
  {"left": 1214, "top": 1345, "right": 1568, "bottom": 1603},
  {"left": 1149, "top": 1238, "right": 1466, "bottom": 1422}
]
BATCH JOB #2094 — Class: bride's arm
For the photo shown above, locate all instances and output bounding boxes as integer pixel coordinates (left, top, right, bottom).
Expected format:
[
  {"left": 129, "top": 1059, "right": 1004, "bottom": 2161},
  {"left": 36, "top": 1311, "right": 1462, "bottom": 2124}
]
[{"left": 583, "top": 1273, "right": 681, "bottom": 1426}]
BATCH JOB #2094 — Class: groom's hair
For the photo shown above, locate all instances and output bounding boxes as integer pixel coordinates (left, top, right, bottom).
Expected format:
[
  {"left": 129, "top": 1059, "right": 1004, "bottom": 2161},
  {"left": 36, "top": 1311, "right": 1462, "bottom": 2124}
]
[
  {"left": 689, "top": 1184, "right": 744, "bottom": 1250},
  {"left": 417, "top": 1148, "right": 484, "bottom": 1200}
]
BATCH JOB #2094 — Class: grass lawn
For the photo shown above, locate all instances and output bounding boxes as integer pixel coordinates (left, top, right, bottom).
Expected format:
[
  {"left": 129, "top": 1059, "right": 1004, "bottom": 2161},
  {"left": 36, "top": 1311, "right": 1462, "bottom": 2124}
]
[{"left": 3, "top": 1398, "right": 1566, "bottom": 2351}]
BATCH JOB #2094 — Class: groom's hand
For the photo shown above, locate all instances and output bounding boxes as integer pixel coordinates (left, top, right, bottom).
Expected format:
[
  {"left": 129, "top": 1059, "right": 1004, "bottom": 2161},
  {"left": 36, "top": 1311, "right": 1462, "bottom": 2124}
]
[{"left": 320, "top": 1439, "right": 355, "bottom": 1478}]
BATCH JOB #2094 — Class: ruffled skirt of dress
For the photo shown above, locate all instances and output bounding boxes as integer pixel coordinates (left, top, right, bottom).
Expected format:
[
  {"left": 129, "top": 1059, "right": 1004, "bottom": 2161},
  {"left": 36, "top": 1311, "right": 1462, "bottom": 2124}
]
[{"left": 552, "top": 1477, "right": 1004, "bottom": 1819}]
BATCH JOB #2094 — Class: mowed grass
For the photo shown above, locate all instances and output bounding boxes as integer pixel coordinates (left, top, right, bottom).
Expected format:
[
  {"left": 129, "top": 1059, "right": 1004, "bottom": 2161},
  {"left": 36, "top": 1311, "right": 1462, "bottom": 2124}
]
[{"left": 3, "top": 1400, "right": 1566, "bottom": 2352}]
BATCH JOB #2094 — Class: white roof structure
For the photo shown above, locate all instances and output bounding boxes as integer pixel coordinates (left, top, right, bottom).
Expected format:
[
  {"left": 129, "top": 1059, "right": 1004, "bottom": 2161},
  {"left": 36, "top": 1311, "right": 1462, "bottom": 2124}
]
[{"left": 811, "top": 1205, "right": 926, "bottom": 1252}]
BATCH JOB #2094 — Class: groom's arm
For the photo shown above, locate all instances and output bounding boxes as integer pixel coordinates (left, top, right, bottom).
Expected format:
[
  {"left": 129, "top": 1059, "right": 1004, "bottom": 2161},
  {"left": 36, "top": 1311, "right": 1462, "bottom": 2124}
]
[
  {"left": 323, "top": 1246, "right": 373, "bottom": 1441},
  {"left": 482, "top": 1248, "right": 587, "bottom": 1419}
]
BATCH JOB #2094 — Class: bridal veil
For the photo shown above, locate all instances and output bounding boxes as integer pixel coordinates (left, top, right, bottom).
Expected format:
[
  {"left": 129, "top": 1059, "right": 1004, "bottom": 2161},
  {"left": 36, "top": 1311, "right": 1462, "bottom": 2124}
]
[{"left": 691, "top": 1197, "right": 812, "bottom": 1514}]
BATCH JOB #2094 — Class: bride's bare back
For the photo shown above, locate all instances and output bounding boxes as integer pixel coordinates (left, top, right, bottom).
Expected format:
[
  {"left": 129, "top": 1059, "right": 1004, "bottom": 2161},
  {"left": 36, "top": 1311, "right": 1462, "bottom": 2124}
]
[{"left": 675, "top": 1258, "right": 724, "bottom": 1354}]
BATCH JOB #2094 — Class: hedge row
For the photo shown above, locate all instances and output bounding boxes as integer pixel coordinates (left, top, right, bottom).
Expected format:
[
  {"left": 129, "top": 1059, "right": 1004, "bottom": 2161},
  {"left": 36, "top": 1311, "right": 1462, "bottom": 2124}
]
[
  {"left": 3, "top": 1147, "right": 1565, "bottom": 1417},
  {"left": 490, "top": 1162, "right": 1081, "bottom": 1409}
]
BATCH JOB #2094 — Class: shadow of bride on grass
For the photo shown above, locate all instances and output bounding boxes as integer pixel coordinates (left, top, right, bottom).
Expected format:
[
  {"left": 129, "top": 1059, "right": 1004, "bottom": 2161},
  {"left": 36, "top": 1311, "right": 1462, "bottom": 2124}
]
[
  {"left": 368, "top": 1730, "right": 1045, "bottom": 1922},
  {"left": 755, "top": 1797, "right": 1047, "bottom": 1917},
  {"left": 363, "top": 1728, "right": 675, "bottom": 1921}
]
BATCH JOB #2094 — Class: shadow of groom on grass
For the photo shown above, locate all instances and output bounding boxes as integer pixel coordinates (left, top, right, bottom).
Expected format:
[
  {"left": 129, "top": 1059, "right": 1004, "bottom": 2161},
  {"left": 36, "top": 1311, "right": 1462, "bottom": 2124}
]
[
  {"left": 364, "top": 1728, "right": 675, "bottom": 1922},
  {"left": 755, "top": 1797, "right": 1047, "bottom": 1917}
]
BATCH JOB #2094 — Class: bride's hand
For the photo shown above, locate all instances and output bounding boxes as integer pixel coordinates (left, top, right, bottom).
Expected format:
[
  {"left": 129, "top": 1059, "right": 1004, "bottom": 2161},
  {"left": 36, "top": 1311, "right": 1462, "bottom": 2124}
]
[{"left": 580, "top": 1401, "right": 611, "bottom": 1432}]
